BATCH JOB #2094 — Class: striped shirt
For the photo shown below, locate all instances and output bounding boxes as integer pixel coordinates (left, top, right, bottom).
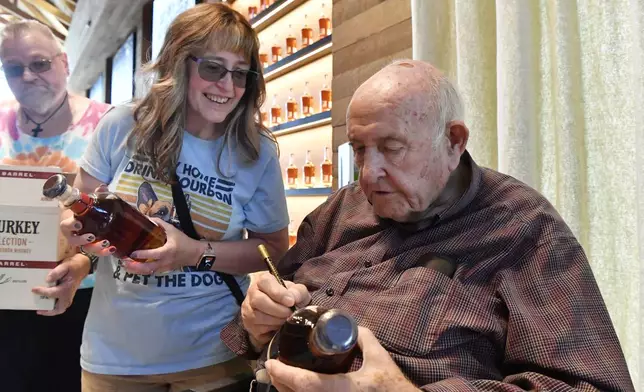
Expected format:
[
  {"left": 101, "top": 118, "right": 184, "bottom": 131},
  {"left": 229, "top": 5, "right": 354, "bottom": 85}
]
[{"left": 221, "top": 151, "right": 634, "bottom": 391}]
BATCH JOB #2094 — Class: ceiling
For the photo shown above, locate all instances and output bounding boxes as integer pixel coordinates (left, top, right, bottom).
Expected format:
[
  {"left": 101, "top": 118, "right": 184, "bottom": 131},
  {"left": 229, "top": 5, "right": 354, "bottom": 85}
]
[{"left": 0, "top": 0, "right": 76, "bottom": 42}]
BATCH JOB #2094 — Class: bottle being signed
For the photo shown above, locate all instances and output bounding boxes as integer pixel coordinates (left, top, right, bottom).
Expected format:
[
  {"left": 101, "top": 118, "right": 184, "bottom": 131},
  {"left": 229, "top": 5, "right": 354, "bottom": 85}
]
[
  {"left": 42, "top": 174, "right": 167, "bottom": 263},
  {"left": 278, "top": 306, "right": 359, "bottom": 374}
]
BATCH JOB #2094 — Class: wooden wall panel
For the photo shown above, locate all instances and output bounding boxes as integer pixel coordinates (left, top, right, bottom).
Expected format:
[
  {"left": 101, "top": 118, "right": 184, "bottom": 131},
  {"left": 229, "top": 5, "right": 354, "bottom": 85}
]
[{"left": 331, "top": 0, "right": 411, "bottom": 187}]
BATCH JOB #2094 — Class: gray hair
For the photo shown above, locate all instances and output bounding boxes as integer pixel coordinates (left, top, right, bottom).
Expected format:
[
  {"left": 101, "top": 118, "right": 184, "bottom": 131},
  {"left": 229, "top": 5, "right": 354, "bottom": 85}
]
[
  {"left": 432, "top": 74, "right": 464, "bottom": 144},
  {"left": 0, "top": 20, "right": 63, "bottom": 54}
]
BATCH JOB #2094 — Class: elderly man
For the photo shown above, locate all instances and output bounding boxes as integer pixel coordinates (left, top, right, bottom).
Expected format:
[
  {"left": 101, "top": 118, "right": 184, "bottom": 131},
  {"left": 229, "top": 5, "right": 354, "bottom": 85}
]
[
  {"left": 221, "top": 59, "right": 634, "bottom": 391},
  {"left": 0, "top": 20, "right": 110, "bottom": 392}
]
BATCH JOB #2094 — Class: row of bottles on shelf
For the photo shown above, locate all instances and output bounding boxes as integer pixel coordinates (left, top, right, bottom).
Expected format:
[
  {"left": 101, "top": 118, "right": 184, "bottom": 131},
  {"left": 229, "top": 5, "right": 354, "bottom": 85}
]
[
  {"left": 286, "top": 147, "right": 332, "bottom": 189},
  {"left": 258, "top": 11, "right": 332, "bottom": 66},
  {"left": 262, "top": 76, "right": 332, "bottom": 126},
  {"left": 288, "top": 220, "right": 298, "bottom": 247}
]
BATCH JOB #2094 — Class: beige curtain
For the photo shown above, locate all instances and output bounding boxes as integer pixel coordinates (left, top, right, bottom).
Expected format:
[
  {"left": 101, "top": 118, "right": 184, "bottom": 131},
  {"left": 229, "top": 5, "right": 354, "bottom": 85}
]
[{"left": 411, "top": 0, "right": 643, "bottom": 387}]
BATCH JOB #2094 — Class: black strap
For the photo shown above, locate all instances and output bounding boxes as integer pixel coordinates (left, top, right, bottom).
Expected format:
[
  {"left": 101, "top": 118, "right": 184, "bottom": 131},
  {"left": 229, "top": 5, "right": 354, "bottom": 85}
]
[{"left": 170, "top": 178, "right": 245, "bottom": 307}]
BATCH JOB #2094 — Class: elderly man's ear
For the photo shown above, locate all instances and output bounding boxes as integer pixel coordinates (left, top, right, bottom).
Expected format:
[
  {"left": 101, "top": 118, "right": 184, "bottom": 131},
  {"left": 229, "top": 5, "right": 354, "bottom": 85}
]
[{"left": 444, "top": 121, "right": 469, "bottom": 171}]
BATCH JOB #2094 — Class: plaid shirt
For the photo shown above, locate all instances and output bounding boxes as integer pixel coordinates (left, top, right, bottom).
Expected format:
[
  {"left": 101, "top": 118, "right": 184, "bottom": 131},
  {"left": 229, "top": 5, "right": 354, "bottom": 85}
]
[{"left": 221, "top": 152, "right": 634, "bottom": 391}]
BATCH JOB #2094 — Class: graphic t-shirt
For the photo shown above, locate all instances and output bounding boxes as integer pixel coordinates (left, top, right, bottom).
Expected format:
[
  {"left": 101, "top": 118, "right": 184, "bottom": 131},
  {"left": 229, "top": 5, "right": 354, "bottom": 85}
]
[
  {"left": 78, "top": 105, "right": 289, "bottom": 375},
  {"left": 0, "top": 100, "right": 112, "bottom": 289}
]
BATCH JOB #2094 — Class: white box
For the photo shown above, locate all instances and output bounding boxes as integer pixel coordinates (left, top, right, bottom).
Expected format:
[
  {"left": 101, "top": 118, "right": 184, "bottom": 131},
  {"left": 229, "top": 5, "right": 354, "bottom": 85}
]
[{"left": 0, "top": 165, "right": 63, "bottom": 310}]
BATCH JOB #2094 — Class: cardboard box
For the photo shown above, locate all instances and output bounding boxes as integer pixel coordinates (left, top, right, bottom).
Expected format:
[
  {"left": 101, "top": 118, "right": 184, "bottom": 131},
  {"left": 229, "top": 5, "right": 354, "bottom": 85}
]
[{"left": 0, "top": 165, "right": 64, "bottom": 310}]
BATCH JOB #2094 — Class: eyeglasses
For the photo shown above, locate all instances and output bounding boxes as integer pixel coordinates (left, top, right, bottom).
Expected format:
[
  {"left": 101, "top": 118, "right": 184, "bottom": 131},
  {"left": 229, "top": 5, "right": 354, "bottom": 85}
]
[
  {"left": 1, "top": 53, "right": 62, "bottom": 78},
  {"left": 189, "top": 56, "right": 258, "bottom": 88}
]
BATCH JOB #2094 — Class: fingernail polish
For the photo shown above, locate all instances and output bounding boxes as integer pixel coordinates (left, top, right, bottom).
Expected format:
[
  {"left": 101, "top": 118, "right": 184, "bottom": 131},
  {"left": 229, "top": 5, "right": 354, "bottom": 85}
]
[
  {"left": 101, "top": 240, "right": 109, "bottom": 248},
  {"left": 74, "top": 222, "right": 82, "bottom": 230},
  {"left": 108, "top": 246, "right": 116, "bottom": 253},
  {"left": 87, "top": 235, "right": 95, "bottom": 242}
]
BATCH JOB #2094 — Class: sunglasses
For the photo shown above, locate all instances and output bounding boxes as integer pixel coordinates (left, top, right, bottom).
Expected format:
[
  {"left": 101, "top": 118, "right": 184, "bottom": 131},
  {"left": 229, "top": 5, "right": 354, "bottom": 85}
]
[
  {"left": 189, "top": 56, "right": 258, "bottom": 88},
  {"left": 2, "top": 53, "right": 62, "bottom": 78}
]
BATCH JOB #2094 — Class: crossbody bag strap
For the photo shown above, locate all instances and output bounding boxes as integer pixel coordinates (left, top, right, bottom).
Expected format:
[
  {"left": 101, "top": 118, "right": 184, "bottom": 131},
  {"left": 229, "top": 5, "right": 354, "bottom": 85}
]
[{"left": 170, "top": 177, "right": 245, "bottom": 307}]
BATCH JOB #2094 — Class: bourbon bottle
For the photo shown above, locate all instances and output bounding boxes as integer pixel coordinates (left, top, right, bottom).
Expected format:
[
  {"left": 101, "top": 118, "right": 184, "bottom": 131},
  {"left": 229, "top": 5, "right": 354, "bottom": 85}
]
[
  {"left": 318, "top": 3, "right": 332, "bottom": 39},
  {"left": 248, "top": 6, "right": 258, "bottom": 19},
  {"left": 286, "top": 25, "right": 298, "bottom": 56},
  {"left": 259, "top": 42, "right": 269, "bottom": 68},
  {"left": 286, "top": 88, "right": 298, "bottom": 121},
  {"left": 321, "top": 147, "right": 332, "bottom": 187},
  {"left": 277, "top": 306, "right": 358, "bottom": 374},
  {"left": 271, "top": 35, "right": 282, "bottom": 64},
  {"left": 271, "top": 94, "right": 282, "bottom": 125},
  {"left": 286, "top": 153, "right": 298, "bottom": 188},
  {"left": 260, "top": 0, "right": 271, "bottom": 12},
  {"left": 301, "top": 81, "right": 313, "bottom": 117},
  {"left": 42, "top": 174, "right": 167, "bottom": 263},
  {"left": 288, "top": 220, "right": 297, "bottom": 248},
  {"left": 320, "top": 74, "right": 332, "bottom": 112},
  {"left": 301, "top": 17, "right": 314, "bottom": 48},
  {"left": 261, "top": 111, "right": 268, "bottom": 126},
  {"left": 303, "top": 150, "right": 315, "bottom": 187}
]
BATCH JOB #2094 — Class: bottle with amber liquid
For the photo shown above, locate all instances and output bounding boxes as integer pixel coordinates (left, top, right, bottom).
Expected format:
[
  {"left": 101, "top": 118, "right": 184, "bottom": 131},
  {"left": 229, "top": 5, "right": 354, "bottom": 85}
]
[
  {"left": 319, "top": 3, "right": 332, "bottom": 39},
  {"left": 286, "top": 88, "right": 298, "bottom": 121},
  {"left": 321, "top": 147, "right": 332, "bottom": 187},
  {"left": 303, "top": 150, "right": 315, "bottom": 187},
  {"left": 277, "top": 306, "right": 358, "bottom": 374},
  {"left": 248, "top": 5, "right": 258, "bottom": 19},
  {"left": 320, "top": 74, "right": 332, "bottom": 112},
  {"left": 271, "top": 35, "right": 282, "bottom": 64},
  {"left": 301, "top": 82, "right": 313, "bottom": 117},
  {"left": 259, "top": 41, "right": 269, "bottom": 68},
  {"left": 271, "top": 94, "right": 282, "bottom": 125},
  {"left": 260, "top": 111, "right": 268, "bottom": 126},
  {"left": 301, "top": 16, "right": 314, "bottom": 48},
  {"left": 42, "top": 174, "right": 167, "bottom": 263},
  {"left": 286, "top": 153, "right": 298, "bottom": 188},
  {"left": 288, "top": 220, "right": 297, "bottom": 248},
  {"left": 260, "top": 0, "right": 271, "bottom": 12},
  {"left": 286, "top": 25, "right": 298, "bottom": 56}
]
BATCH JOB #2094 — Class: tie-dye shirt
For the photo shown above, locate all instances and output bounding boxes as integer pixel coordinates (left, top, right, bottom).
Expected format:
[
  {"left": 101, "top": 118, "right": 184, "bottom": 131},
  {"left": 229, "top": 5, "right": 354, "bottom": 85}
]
[{"left": 0, "top": 99, "right": 112, "bottom": 289}]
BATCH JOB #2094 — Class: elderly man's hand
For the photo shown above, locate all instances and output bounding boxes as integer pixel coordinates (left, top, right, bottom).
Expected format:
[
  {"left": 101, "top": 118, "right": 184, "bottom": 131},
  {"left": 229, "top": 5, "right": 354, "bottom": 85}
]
[
  {"left": 241, "top": 271, "right": 311, "bottom": 351},
  {"left": 264, "top": 327, "right": 419, "bottom": 392}
]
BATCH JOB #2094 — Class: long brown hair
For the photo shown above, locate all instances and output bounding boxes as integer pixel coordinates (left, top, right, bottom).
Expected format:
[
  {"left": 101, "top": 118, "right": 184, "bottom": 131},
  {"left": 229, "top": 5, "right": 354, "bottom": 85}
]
[{"left": 131, "top": 3, "right": 274, "bottom": 183}]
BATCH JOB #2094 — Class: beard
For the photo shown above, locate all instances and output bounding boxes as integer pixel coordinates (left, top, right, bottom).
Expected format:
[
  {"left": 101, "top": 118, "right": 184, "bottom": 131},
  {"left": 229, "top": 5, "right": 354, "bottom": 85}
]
[{"left": 15, "top": 84, "right": 58, "bottom": 115}]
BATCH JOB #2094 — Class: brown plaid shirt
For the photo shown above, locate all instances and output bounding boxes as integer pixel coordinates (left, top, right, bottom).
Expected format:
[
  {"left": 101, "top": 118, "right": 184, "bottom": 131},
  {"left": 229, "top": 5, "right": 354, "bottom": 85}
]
[{"left": 221, "top": 152, "right": 634, "bottom": 391}]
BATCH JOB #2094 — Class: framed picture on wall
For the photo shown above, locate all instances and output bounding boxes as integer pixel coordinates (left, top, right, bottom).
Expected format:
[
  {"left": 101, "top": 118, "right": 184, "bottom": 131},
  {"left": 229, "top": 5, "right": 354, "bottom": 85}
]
[
  {"left": 110, "top": 33, "right": 135, "bottom": 105},
  {"left": 151, "top": 0, "right": 196, "bottom": 61}
]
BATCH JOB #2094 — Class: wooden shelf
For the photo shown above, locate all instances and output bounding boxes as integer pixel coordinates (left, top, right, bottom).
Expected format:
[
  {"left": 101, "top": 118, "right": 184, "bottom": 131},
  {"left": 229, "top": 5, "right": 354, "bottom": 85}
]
[
  {"left": 250, "top": 0, "right": 306, "bottom": 33},
  {"left": 264, "top": 35, "right": 332, "bottom": 83},
  {"left": 270, "top": 110, "right": 331, "bottom": 137},
  {"left": 285, "top": 187, "right": 333, "bottom": 197}
]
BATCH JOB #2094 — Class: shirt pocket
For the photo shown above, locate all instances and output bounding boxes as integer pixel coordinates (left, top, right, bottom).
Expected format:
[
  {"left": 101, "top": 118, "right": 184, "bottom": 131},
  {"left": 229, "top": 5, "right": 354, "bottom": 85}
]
[{"left": 373, "top": 266, "right": 495, "bottom": 359}]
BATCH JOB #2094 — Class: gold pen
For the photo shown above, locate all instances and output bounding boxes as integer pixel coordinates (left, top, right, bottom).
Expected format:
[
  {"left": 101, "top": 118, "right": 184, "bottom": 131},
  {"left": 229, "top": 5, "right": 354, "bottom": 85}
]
[{"left": 257, "top": 244, "right": 297, "bottom": 312}]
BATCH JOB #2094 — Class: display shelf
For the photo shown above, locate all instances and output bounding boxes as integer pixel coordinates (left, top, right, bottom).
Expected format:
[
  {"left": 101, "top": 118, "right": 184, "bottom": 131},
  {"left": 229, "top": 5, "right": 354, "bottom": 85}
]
[
  {"left": 264, "top": 35, "right": 331, "bottom": 82},
  {"left": 270, "top": 110, "right": 331, "bottom": 136},
  {"left": 285, "top": 187, "right": 332, "bottom": 197},
  {"left": 250, "top": 0, "right": 307, "bottom": 33}
]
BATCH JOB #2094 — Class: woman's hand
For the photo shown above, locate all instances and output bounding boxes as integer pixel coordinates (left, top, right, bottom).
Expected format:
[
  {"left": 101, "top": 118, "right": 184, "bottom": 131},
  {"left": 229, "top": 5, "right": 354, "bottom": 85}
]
[
  {"left": 121, "top": 218, "right": 200, "bottom": 275},
  {"left": 59, "top": 184, "right": 115, "bottom": 257}
]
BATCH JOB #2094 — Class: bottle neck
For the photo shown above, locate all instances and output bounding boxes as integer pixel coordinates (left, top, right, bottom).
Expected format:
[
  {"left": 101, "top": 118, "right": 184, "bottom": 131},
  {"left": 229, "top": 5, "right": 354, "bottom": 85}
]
[{"left": 59, "top": 187, "right": 92, "bottom": 215}]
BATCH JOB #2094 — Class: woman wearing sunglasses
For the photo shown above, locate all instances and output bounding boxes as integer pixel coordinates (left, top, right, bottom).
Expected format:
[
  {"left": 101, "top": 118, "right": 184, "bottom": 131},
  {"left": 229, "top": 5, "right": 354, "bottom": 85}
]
[{"left": 55, "top": 4, "right": 289, "bottom": 391}]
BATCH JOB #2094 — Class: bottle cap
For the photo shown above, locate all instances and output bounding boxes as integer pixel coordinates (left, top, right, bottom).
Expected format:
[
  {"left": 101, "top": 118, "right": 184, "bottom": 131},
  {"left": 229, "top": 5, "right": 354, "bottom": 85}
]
[
  {"left": 312, "top": 309, "right": 358, "bottom": 355},
  {"left": 42, "top": 174, "right": 68, "bottom": 199}
]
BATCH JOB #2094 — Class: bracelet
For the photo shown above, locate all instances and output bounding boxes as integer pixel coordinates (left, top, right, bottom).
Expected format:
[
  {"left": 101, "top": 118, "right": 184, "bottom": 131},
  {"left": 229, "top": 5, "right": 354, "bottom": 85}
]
[{"left": 79, "top": 246, "right": 100, "bottom": 274}]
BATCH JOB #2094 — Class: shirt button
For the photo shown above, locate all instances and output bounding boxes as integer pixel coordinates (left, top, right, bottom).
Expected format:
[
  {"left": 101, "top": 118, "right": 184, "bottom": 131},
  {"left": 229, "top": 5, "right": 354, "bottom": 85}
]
[
  {"left": 325, "top": 288, "right": 334, "bottom": 296},
  {"left": 364, "top": 261, "right": 372, "bottom": 268}
]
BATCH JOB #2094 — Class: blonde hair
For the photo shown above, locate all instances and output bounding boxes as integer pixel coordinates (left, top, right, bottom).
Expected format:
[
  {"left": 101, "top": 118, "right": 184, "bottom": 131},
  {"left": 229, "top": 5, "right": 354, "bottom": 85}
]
[{"left": 131, "top": 3, "right": 274, "bottom": 183}]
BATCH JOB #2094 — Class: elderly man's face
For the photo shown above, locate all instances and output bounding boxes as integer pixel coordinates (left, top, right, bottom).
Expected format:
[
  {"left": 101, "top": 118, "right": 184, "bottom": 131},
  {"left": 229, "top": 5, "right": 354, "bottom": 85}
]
[
  {"left": 347, "top": 101, "right": 452, "bottom": 222},
  {"left": 0, "top": 31, "right": 68, "bottom": 112}
]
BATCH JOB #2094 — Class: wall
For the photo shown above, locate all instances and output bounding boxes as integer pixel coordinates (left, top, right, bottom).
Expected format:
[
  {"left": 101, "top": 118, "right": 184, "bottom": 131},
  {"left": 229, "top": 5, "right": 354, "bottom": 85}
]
[{"left": 331, "top": 0, "right": 412, "bottom": 185}]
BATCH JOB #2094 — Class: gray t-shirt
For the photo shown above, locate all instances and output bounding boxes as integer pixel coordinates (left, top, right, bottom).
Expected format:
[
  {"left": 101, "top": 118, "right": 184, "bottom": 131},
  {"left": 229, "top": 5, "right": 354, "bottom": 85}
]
[{"left": 78, "top": 106, "right": 289, "bottom": 375}]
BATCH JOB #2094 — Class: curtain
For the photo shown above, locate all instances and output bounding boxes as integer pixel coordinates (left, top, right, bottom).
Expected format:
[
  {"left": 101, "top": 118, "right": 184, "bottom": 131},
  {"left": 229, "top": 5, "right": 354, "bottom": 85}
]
[{"left": 411, "top": 0, "right": 643, "bottom": 387}]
